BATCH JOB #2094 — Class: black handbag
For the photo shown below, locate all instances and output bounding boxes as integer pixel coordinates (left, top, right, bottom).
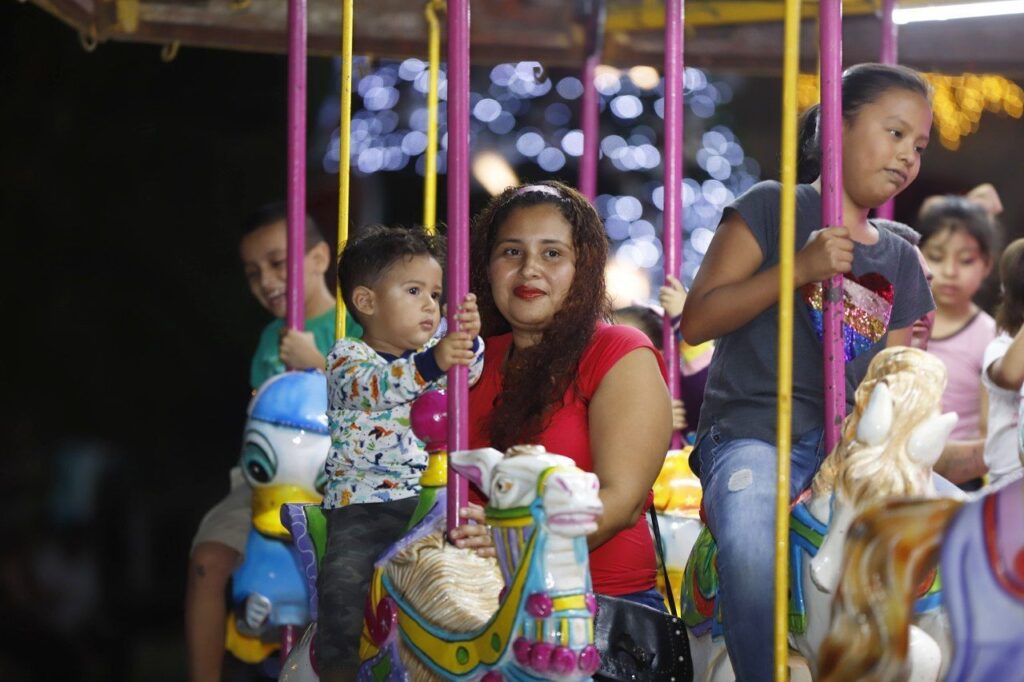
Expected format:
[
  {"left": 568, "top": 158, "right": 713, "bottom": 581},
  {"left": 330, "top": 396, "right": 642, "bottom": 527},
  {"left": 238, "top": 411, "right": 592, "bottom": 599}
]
[{"left": 593, "top": 510, "right": 694, "bottom": 681}]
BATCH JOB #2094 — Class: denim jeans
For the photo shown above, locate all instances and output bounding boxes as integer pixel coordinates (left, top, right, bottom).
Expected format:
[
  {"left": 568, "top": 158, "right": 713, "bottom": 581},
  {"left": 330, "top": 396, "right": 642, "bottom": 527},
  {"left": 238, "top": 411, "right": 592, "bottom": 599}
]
[
  {"left": 617, "top": 587, "right": 668, "bottom": 612},
  {"left": 695, "top": 426, "right": 826, "bottom": 682}
]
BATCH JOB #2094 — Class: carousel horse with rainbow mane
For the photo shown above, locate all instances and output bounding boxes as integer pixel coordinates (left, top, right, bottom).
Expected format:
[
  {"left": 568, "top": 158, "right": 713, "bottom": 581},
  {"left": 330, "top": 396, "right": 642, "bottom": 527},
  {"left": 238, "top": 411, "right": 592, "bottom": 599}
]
[
  {"left": 682, "top": 347, "right": 957, "bottom": 681},
  {"left": 819, "top": 477, "right": 1024, "bottom": 682}
]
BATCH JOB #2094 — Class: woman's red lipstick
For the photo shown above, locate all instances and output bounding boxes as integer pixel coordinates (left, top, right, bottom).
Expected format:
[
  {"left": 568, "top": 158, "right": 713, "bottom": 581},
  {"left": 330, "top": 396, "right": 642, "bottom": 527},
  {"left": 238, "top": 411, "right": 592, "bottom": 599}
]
[{"left": 514, "top": 286, "right": 545, "bottom": 300}]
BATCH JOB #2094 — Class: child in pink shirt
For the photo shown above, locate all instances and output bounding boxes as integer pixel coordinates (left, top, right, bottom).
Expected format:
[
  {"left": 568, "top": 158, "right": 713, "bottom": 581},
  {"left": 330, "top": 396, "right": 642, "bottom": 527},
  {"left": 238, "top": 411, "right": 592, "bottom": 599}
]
[{"left": 918, "top": 196, "right": 996, "bottom": 486}]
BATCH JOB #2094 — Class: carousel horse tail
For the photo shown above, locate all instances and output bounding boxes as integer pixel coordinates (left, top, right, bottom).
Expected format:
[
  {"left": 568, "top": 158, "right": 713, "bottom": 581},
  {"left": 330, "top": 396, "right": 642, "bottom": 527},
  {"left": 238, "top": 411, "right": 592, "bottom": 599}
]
[{"left": 818, "top": 497, "right": 961, "bottom": 682}]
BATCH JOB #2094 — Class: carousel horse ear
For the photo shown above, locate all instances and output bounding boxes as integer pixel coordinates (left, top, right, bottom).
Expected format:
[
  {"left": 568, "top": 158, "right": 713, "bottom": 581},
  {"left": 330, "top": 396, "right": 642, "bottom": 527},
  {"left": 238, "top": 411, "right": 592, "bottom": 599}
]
[
  {"left": 907, "top": 412, "right": 958, "bottom": 467},
  {"left": 856, "top": 382, "right": 893, "bottom": 446},
  {"left": 450, "top": 448, "right": 505, "bottom": 492}
]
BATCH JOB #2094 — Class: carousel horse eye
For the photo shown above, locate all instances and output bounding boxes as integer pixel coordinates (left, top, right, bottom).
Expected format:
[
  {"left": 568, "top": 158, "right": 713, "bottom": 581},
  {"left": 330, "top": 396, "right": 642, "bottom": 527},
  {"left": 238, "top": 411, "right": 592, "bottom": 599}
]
[{"left": 242, "top": 442, "right": 277, "bottom": 484}]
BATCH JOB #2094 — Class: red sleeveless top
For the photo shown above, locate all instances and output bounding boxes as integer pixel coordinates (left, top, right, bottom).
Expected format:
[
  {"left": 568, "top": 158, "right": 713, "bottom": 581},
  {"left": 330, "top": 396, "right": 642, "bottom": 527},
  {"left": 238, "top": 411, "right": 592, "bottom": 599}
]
[{"left": 469, "top": 323, "right": 666, "bottom": 596}]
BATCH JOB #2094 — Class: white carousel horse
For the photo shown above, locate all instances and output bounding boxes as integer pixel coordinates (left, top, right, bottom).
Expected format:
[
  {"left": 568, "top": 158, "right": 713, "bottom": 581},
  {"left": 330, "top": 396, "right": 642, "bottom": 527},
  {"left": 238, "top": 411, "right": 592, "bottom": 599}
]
[
  {"left": 819, "top": 477, "right": 1024, "bottom": 682},
  {"left": 358, "top": 444, "right": 604, "bottom": 681},
  {"left": 226, "top": 370, "right": 330, "bottom": 668},
  {"left": 682, "top": 347, "right": 956, "bottom": 681}
]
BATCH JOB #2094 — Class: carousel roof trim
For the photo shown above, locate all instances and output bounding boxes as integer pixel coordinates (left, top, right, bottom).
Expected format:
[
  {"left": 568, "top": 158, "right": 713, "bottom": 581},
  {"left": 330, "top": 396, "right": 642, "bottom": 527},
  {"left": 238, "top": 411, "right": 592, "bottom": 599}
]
[{"left": 26, "top": 0, "right": 1024, "bottom": 76}]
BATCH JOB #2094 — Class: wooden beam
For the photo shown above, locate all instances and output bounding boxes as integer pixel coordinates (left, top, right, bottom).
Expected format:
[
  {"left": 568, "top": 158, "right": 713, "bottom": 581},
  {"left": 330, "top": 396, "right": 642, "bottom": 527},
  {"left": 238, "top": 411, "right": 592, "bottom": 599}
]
[{"left": 25, "top": 0, "right": 1024, "bottom": 77}]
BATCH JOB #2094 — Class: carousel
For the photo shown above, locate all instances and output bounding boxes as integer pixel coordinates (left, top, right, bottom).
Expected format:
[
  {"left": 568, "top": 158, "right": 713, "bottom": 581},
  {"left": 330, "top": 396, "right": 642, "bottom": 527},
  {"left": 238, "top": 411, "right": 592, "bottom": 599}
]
[{"left": 25, "top": 1, "right": 1024, "bottom": 680}]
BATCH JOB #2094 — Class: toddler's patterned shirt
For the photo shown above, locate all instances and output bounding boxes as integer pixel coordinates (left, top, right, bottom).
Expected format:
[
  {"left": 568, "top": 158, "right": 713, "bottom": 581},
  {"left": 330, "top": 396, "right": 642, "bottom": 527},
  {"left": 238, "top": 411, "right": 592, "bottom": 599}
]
[{"left": 322, "top": 336, "right": 484, "bottom": 508}]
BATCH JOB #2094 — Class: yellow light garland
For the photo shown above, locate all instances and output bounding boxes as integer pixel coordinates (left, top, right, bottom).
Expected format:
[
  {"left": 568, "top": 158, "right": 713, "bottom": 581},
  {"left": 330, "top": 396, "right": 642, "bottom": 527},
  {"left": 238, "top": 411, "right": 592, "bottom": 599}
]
[{"left": 798, "top": 72, "right": 1024, "bottom": 150}]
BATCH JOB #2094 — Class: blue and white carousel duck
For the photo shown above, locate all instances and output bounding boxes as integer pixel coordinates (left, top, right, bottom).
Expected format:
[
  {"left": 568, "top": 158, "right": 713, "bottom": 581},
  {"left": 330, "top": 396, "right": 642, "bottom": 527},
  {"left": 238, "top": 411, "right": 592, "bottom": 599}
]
[{"left": 226, "top": 370, "right": 330, "bottom": 670}]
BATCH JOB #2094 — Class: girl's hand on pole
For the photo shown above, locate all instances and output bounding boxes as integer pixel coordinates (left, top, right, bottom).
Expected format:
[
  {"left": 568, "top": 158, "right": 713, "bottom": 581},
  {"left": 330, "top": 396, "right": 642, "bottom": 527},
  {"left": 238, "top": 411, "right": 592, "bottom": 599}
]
[
  {"left": 794, "top": 226, "right": 854, "bottom": 286},
  {"left": 449, "top": 503, "right": 496, "bottom": 558},
  {"left": 659, "top": 274, "right": 687, "bottom": 318}
]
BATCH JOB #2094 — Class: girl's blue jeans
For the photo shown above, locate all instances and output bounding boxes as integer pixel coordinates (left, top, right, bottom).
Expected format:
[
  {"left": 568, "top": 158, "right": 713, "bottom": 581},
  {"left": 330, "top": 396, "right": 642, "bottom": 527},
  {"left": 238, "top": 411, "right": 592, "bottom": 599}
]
[{"left": 694, "top": 426, "right": 826, "bottom": 682}]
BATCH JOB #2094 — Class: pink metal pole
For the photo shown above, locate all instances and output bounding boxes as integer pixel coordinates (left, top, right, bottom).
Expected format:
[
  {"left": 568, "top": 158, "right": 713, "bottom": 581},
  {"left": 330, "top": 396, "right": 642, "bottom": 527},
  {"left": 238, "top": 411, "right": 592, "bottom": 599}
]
[
  {"left": 446, "top": 0, "right": 470, "bottom": 535},
  {"left": 820, "top": 0, "right": 845, "bottom": 453},
  {"left": 285, "top": 0, "right": 307, "bottom": 331},
  {"left": 875, "top": 0, "right": 898, "bottom": 220},
  {"left": 663, "top": 0, "right": 683, "bottom": 451},
  {"left": 579, "top": 54, "right": 599, "bottom": 202}
]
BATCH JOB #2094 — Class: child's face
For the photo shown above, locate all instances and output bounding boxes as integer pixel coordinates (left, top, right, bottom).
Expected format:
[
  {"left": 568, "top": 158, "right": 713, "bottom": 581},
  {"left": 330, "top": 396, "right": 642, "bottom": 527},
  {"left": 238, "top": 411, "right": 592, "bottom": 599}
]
[
  {"left": 357, "top": 255, "right": 443, "bottom": 355},
  {"left": 240, "top": 220, "right": 326, "bottom": 318},
  {"left": 910, "top": 247, "right": 936, "bottom": 349},
  {"left": 841, "top": 88, "right": 932, "bottom": 210},
  {"left": 922, "top": 227, "right": 990, "bottom": 310}
]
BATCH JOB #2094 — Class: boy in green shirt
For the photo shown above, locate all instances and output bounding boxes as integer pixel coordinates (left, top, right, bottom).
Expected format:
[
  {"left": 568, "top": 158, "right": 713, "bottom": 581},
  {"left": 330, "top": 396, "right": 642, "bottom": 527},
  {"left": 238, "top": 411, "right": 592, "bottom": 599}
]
[{"left": 185, "top": 203, "right": 359, "bottom": 682}]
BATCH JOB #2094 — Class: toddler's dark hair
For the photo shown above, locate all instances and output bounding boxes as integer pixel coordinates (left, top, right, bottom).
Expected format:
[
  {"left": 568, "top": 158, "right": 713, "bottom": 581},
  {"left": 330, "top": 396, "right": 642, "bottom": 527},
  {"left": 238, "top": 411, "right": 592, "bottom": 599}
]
[
  {"left": 915, "top": 195, "right": 995, "bottom": 262},
  {"left": 338, "top": 225, "right": 446, "bottom": 325},
  {"left": 241, "top": 201, "right": 325, "bottom": 251},
  {"left": 798, "top": 63, "right": 931, "bottom": 184},
  {"left": 612, "top": 306, "right": 664, "bottom": 351},
  {"left": 996, "top": 238, "right": 1024, "bottom": 335}
]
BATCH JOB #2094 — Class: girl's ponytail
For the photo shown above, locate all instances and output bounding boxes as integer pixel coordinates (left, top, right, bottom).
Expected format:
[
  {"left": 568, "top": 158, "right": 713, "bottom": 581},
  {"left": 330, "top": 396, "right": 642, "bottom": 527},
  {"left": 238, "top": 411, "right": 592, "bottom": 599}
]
[{"left": 797, "top": 103, "right": 822, "bottom": 184}]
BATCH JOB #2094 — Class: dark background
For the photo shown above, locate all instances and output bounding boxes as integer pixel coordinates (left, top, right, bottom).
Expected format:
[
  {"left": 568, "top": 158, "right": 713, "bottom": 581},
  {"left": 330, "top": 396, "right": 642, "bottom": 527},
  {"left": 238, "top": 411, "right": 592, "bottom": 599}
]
[{"left": 2, "top": 2, "right": 1021, "bottom": 680}]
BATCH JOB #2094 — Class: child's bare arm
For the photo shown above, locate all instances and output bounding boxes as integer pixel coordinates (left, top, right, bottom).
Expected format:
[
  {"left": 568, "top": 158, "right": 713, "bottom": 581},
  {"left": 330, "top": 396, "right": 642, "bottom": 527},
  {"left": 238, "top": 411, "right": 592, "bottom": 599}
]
[
  {"left": 988, "top": 326, "right": 1024, "bottom": 391},
  {"left": 681, "top": 212, "right": 852, "bottom": 345}
]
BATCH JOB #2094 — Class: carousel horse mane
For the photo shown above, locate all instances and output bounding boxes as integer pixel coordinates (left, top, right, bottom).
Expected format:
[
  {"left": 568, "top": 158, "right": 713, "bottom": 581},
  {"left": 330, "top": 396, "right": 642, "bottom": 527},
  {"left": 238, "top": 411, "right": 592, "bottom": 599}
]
[
  {"left": 820, "top": 479, "right": 1024, "bottom": 682},
  {"left": 812, "top": 346, "right": 950, "bottom": 506},
  {"left": 384, "top": 528, "right": 503, "bottom": 634},
  {"left": 817, "top": 496, "right": 962, "bottom": 682}
]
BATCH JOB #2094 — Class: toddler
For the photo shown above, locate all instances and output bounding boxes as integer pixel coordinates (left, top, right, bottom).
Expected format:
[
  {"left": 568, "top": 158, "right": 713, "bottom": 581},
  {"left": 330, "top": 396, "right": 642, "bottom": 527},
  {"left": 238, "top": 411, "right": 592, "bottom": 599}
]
[{"left": 318, "top": 224, "right": 484, "bottom": 681}]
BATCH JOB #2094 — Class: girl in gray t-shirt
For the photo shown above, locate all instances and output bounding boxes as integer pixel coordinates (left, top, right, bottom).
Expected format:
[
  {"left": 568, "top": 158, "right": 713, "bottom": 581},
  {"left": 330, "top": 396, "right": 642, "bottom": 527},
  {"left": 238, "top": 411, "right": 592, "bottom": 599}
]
[{"left": 678, "top": 64, "right": 935, "bottom": 680}]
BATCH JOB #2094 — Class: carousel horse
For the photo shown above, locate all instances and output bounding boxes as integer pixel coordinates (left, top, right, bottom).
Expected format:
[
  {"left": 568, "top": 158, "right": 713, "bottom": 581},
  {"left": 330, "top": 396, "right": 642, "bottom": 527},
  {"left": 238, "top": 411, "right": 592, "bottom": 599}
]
[
  {"left": 819, "top": 478, "right": 1024, "bottom": 682},
  {"left": 358, "top": 443, "right": 604, "bottom": 681},
  {"left": 682, "top": 347, "right": 956, "bottom": 681},
  {"left": 226, "top": 370, "right": 330, "bottom": 668}
]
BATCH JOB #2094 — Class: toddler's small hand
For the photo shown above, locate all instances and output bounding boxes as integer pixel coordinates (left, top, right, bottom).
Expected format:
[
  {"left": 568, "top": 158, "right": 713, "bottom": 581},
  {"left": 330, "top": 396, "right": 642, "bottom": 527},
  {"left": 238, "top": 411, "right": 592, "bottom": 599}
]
[
  {"left": 455, "top": 293, "right": 481, "bottom": 338},
  {"left": 659, "top": 274, "right": 687, "bottom": 318},
  {"left": 278, "top": 329, "right": 326, "bottom": 371},
  {"left": 434, "top": 332, "right": 475, "bottom": 371}
]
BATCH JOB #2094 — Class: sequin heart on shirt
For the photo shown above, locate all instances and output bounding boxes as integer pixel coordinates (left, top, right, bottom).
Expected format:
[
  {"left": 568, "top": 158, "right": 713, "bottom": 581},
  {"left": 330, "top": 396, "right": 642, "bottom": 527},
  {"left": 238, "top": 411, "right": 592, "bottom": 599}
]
[{"left": 802, "top": 272, "right": 894, "bottom": 362}]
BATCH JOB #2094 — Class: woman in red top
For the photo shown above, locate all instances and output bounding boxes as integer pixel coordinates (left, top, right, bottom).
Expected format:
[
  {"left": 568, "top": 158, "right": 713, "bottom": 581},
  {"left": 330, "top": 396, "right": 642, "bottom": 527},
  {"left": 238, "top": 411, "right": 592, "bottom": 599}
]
[{"left": 449, "top": 180, "right": 672, "bottom": 604}]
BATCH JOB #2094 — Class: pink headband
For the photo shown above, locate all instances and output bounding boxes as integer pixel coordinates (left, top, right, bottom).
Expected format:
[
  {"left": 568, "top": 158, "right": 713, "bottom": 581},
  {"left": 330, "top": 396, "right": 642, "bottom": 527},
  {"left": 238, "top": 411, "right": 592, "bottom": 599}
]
[{"left": 513, "top": 184, "right": 564, "bottom": 200}]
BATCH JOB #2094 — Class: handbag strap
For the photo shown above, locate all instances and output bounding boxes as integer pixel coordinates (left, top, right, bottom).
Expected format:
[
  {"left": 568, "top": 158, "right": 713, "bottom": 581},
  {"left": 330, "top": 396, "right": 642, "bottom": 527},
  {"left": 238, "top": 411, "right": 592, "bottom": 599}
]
[{"left": 648, "top": 507, "right": 678, "bottom": 617}]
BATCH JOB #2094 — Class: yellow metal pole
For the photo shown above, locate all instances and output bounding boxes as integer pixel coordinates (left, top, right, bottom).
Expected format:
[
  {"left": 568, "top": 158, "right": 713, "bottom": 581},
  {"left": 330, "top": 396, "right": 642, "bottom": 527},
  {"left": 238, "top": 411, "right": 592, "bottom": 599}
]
[
  {"left": 775, "top": 0, "right": 800, "bottom": 680},
  {"left": 423, "top": 0, "right": 444, "bottom": 234},
  {"left": 335, "top": 0, "right": 354, "bottom": 340}
]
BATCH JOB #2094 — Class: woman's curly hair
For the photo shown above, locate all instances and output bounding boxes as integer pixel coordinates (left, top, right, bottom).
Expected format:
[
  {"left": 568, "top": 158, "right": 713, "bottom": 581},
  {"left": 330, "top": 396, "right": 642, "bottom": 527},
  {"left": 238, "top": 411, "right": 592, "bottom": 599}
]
[{"left": 471, "top": 180, "right": 611, "bottom": 450}]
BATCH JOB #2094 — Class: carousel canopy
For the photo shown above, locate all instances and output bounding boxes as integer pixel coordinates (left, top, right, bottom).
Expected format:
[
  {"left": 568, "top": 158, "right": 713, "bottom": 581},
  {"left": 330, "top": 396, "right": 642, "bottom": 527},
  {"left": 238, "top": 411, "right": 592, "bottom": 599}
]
[{"left": 27, "top": 0, "right": 1024, "bottom": 75}]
